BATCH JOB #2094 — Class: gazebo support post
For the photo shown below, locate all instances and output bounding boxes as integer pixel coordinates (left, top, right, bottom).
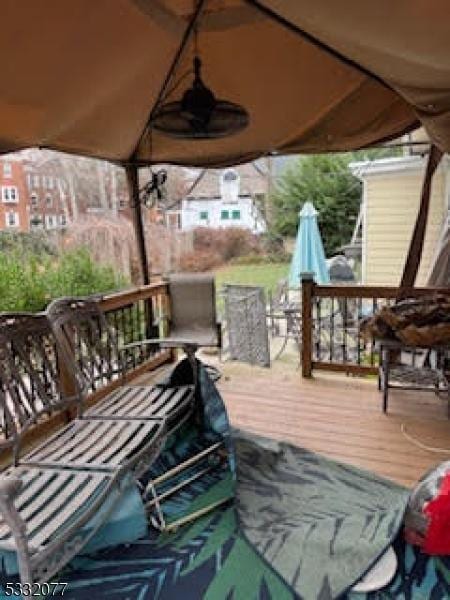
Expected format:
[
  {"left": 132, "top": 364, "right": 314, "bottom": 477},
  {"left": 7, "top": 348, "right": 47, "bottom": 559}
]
[
  {"left": 125, "top": 162, "right": 159, "bottom": 339},
  {"left": 398, "top": 144, "right": 443, "bottom": 299},
  {"left": 125, "top": 163, "right": 150, "bottom": 286}
]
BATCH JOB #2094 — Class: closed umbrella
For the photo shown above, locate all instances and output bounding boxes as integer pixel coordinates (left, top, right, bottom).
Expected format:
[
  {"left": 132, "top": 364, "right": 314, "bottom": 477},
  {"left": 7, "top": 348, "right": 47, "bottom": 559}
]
[{"left": 289, "top": 202, "right": 330, "bottom": 288}]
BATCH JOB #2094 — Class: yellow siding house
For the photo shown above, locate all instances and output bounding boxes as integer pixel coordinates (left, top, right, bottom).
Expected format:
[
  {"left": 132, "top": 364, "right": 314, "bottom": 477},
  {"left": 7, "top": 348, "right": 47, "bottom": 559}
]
[{"left": 351, "top": 155, "right": 449, "bottom": 286}]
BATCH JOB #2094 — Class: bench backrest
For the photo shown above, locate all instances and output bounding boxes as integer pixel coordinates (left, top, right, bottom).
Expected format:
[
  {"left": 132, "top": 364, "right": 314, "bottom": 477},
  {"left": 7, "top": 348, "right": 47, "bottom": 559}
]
[
  {"left": 0, "top": 312, "right": 80, "bottom": 455},
  {"left": 46, "top": 296, "right": 122, "bottom": 397}
]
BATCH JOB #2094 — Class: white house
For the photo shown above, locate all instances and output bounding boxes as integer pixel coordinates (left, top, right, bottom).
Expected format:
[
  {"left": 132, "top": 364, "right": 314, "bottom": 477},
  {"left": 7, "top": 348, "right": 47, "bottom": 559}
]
[{"left": 180, "top": 164, "right": 268, "bottom": 234}]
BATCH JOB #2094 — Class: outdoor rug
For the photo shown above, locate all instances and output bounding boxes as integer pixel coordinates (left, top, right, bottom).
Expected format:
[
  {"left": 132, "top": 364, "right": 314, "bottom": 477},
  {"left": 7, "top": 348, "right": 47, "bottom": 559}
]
[
  {"left": 1, "top": 431, "right": 447, "bottom": 600},
  {"left": 234, "top": 431, "right": 411, "bottom": 599},
  {"left": 0, "top": 360, "right": 448, "bottom": 599}
]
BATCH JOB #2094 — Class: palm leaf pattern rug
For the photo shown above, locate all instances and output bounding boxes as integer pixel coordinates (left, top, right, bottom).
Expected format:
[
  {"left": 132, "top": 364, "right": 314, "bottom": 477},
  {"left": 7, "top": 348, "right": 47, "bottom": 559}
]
[
  {"left": 0, "top": 360, "right": 448, "bottom": 599},
  {"left": 234, "top": 431, "right": 411, "bottom": 599}
]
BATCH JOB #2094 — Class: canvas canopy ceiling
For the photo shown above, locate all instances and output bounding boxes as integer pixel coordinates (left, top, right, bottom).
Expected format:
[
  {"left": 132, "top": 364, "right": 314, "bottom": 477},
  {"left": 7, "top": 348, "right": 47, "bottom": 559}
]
[{"left": 1, "top": 0, "right": 450, "bottom": 167}]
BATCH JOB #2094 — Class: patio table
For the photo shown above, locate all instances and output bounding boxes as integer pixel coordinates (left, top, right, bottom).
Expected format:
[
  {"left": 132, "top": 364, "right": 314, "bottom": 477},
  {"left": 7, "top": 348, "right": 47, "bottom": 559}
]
[{"left": 272, "top": 302, "right": 302, "bottom": 359}]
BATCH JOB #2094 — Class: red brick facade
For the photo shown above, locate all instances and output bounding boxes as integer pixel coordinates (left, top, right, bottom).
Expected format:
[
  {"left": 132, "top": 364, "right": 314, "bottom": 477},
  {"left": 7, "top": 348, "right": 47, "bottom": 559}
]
[
  {"left": 0, "top": 160, "right": 29, "bottom": 231},
  {"left": 0, "top": 155, "right": 134, "bottom": 232}
]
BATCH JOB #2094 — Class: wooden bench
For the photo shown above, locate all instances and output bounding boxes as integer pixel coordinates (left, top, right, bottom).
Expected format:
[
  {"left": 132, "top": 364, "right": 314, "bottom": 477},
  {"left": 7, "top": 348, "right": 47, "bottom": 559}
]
[{"left": 0, "top": 305, "right": 195, "bottom": 586}]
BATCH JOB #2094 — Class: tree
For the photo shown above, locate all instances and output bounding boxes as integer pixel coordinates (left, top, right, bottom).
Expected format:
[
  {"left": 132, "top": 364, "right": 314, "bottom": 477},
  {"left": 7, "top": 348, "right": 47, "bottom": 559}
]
[
  {"left": 271, "top": 153, "right": 362, "bottom": 256},
  {"left": 271, "top": 148, "right": 402, "bottom": 256}
]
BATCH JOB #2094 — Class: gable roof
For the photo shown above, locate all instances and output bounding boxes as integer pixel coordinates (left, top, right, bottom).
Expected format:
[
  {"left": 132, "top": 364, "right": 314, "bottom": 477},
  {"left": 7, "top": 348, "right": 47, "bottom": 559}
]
[{"left": 186, "top": 162, "right": 269, "bottom": 199}]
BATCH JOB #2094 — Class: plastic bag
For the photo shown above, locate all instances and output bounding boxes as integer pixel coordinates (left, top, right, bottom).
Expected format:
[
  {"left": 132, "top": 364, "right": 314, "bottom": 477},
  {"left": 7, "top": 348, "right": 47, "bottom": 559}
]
[{"left": 404, "top": 461, "right": 450, "bottom": 555}]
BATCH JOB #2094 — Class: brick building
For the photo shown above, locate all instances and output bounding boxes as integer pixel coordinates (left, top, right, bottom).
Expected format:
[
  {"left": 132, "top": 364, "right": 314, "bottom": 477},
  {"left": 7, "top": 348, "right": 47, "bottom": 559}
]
[
  {"left": 0, "top": 159, "right": 29, "bottom": 231},
  {"left": 0, "top": 152, "right": 134, "bottom": 232},
  {"left": 22, "top": 158, "right": 69, "bottom": 230},
  {"left": 0, "top": 151, "right": 195, "bottom": 234}
]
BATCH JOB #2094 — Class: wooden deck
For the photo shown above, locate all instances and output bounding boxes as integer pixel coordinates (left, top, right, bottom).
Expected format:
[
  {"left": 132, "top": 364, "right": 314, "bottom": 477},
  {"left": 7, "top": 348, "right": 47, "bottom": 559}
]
[
  {"left": 137, "top": 358, "right": 449, "bottom": 488},
  {"left": 216, "top": 362, "right": 450, "bottom": 488}
]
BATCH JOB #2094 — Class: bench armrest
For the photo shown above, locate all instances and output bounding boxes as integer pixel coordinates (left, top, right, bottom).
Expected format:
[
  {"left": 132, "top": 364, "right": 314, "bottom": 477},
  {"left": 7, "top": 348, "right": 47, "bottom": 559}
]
[
  {"left": 0, "top": 476, "right": 32, "bottom": 583},
  {"left": 0, "top": 477, "right": 26, "bottom": 538},
  {"left": 0, "top": 476, "right": 22, "bottom": 501}
]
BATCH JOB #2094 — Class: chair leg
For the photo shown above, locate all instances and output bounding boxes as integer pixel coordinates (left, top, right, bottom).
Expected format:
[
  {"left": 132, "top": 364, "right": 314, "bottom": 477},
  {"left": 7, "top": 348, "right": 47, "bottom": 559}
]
[
  {"left": 447, "top": 385, "right": 450, "bottom": 420},
  {"left": 381, "top": 346, "right": 390, "bottom": 414}
]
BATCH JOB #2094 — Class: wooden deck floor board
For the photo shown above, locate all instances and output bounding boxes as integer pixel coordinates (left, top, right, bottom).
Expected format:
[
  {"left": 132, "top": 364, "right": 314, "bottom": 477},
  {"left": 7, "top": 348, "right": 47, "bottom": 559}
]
[{"left": 216, "top": 364, "right": 449, "bottom": 488}]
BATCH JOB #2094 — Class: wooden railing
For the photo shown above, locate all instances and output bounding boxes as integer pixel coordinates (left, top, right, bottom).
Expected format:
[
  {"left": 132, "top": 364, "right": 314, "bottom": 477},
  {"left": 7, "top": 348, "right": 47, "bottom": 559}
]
[
  {"left": 95, "top": 282, "right": 174, "bottom": 385},
  {"left": 301, "top": 275, "right": 450, "bottom": 378}
]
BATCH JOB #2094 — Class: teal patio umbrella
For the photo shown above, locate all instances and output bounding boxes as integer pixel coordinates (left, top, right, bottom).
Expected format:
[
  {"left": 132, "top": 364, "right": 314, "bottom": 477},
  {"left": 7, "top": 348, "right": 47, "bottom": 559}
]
[{"left": 288, "top": 202, "right": 330, "bottom": 288}]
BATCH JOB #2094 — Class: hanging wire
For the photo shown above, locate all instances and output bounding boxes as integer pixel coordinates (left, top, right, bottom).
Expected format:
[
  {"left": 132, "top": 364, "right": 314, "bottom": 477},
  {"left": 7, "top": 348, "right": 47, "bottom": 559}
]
[{"left": 193, "top": 21, "right": 199, "bottom": 58}]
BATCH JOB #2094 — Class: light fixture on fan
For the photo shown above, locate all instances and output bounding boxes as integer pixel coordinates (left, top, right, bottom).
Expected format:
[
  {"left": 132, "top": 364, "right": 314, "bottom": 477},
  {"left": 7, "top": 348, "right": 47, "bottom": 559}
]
[{"left": 151, "top": 56, "right": 249, "bottom": 139}]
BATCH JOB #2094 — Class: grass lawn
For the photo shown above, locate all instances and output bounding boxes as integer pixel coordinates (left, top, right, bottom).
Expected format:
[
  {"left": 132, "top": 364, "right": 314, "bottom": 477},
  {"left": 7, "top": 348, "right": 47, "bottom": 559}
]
[{"left": 215, "top": 262, "right": 289, "bottom": 301}]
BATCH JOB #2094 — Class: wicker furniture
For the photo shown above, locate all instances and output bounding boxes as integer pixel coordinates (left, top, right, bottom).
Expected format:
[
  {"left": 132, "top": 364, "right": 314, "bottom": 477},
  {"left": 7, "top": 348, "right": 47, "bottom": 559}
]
[{"left": 378, "top": 338, "right": 450, "bottom": 416}]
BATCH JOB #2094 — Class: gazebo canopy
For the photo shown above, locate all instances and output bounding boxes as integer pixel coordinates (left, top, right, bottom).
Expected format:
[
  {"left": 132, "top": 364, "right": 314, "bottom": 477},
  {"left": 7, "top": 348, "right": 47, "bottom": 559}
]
[{"left": 1, "top": 0, "right": 450, "bottom": 167}]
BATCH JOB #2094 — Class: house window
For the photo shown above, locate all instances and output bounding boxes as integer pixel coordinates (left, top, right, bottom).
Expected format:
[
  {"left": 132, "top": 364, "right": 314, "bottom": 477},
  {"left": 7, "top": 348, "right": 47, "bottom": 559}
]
[
  {"left": 221, "top": 210, "right": 229, "bottom": 220},
  {"left": 47, "top": 176, "right": 54, "bottom": 189},
  {"left": 232, "top": 210, "right": 241, "bottom": 220},
  {"left": 33, "top": 175, "right": 39, "bottom": 187},
  {"left": 3, "top": 162, "right": 12, "bottom": 178},
  {"left": 2, "top": 186, "right": 18, "bottom": 203},
  {"left": 221, "top": 169, "right": 240, "bottom": 203},
  {"left": 30, "top": 192, "right": 38, "bottom": 207},
  {"left": 199, "top": 211, "right": 209, "bottom": 221},
  {"left": 46, "top": 194, "right": 53, "bottom": 207},
  {"left": 30, "top": 214, "right": 43, "bottom": 229},
  {"left": 45, "top": 214, "right": 56, "bottom": 229},
  {"left": 5, "top": 211, "right": 19, "bottom": 228},
  {"left": 60, "top": 214, "right": 67, "bottom": 227},
  {"left": 119, "top": 199, "right": 126, "bottom": 209}
]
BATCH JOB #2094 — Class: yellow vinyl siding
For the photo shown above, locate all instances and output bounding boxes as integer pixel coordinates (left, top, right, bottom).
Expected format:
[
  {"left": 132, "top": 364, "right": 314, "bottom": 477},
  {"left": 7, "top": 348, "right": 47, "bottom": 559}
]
[{"left": 364, "top": 169, "right": 445, "bottom": 286}]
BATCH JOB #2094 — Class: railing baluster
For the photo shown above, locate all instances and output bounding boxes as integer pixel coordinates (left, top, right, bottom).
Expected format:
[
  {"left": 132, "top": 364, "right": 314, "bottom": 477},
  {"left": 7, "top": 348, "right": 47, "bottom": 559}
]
[
  {"left": 329, "top": 297, "right": 334, "bottom": 362},
  {"left": 316, "top": 297, "right": 322, "bottom": 361},
  {"left": 343, "top": 297, "right": 348, "bottom": 363}
]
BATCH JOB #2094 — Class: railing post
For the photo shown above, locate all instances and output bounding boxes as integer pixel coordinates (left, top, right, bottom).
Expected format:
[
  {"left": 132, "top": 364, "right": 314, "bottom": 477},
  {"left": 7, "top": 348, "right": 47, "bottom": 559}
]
[{"left": 301, "top": 273, "right": 315, "bottom": 378}]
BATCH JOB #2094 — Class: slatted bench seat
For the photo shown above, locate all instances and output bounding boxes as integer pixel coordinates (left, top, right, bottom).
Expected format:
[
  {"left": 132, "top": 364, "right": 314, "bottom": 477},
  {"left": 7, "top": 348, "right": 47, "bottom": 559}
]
[
  {"left": 0, "top": 309, "right": 197, "bottom": 586},
  {"left": 0, "top": 467, "right": 113, "bottom": 553},
  {"left": 83, "top": 384, "right": 193, "bottom": 427},
  {"left": 21, "top": 418, "right": 164, "bottom": 474}
]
